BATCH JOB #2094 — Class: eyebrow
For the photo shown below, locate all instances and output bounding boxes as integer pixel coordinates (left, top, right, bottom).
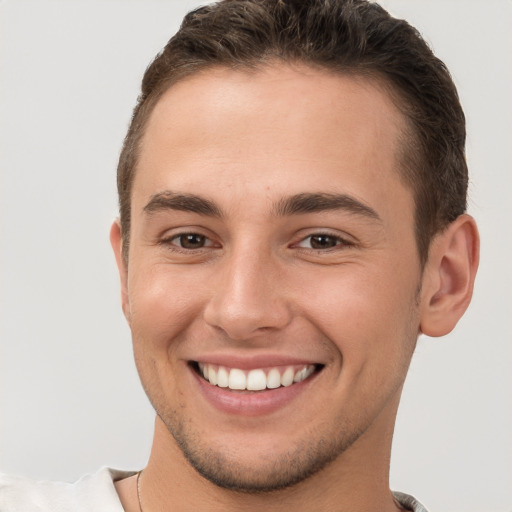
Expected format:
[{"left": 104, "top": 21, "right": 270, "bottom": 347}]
[
  {"left": 143, "top": 190, "right": 380, "bottom": 222},
  {"left": 143, "top": 192, "right": 222, "bottom": 217},
  {"left": 273, "top": 192, "right": 381, "bottom": 221}
]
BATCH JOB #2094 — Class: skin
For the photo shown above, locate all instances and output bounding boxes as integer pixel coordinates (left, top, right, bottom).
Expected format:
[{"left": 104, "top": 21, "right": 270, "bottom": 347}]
[{"left": 111, "top": 64, "right": 479, "bottom": 511}]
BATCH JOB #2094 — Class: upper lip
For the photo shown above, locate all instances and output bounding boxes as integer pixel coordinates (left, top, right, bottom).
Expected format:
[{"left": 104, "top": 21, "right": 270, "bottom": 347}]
[{"left": 190, "top": 353, "right": 323, "bottom": 370}]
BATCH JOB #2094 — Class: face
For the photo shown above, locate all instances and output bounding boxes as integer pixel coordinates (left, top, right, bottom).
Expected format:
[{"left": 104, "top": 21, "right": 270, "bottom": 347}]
[{"left": 116, "top": 65, "right": 424, "bottom": 491}]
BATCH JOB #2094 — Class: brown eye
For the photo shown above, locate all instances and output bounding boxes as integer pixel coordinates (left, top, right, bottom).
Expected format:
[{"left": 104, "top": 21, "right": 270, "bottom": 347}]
[
  {"left": 308, "top": 234, "right": 340, "bottom": 249},
  {"left": 177, "top": 233, "right": 207, "bottom": 249}
]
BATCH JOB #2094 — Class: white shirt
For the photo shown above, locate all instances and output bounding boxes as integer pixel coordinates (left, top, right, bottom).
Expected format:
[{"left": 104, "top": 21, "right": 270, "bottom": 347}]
[
  {"left": 0, "top": 467, "right": 130, "bottom": 512},
  {"left": 0, "top": 467, "right": 429, "bottom": 511}
]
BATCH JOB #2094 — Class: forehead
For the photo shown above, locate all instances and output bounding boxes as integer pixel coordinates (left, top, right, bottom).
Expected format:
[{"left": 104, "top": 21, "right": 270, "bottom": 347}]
[{"left": 134, "top": 64, "right": 410, "bottom": 216}]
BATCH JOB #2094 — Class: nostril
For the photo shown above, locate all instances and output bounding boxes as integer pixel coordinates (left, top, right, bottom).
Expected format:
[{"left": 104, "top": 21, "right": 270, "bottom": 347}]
[{"left": 202, "top": 278, "right": 293, "bottom": 340}]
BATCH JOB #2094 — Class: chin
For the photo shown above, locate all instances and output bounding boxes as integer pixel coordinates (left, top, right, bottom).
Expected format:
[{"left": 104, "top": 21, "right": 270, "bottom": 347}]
[{"left": 160, "top": 410, "right": 361, "bottom": 493}]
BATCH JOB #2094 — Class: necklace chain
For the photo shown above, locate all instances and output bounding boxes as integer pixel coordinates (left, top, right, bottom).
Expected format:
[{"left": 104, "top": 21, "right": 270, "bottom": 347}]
[
  {"left": 137, "top": 470, "right": 144, "bottom": 512},
  {"left": 135, "top": 468, "right": 406, "bottom": 511}
]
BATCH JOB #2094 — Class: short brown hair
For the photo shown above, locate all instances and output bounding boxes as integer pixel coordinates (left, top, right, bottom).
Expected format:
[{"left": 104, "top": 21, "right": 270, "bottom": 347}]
[{"left": 117, "top": 0, "right": 467, "bottom": 266}]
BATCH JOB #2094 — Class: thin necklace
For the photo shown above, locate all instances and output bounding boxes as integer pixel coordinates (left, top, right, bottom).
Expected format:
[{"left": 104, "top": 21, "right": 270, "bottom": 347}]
[
  {"left": 137, "top": 470, "right": 144, "bottom": 512},
  {"left": 136, "top": 469, "right": 404, "bottom": 511}
]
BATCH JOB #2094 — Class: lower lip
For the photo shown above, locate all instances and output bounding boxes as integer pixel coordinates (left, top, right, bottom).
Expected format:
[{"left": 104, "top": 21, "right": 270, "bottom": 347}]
[{"left": 192, "top": 366, "right": 318, "bottom": 417}]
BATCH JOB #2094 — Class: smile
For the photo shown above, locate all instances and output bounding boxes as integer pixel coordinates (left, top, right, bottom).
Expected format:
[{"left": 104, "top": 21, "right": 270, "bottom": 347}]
[{"left": 195, "top": 362, "right": 318, "bottom": 391}]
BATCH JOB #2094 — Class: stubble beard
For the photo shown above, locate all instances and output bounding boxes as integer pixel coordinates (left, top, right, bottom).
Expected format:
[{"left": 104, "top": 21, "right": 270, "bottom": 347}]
[
  {"left": 158, "top": 408, "right": 363, "bottom": 494},
  {"left": 141, "top": 287, "right": 420, "bottom": 494}
]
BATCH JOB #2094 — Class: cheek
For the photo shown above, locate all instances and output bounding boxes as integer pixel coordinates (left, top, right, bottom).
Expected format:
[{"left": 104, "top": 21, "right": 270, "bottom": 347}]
[
  {"left": 127, "top": 265, "right": 210, "bottom": 410},
  {"left": 296, "top": 262, "right": 420, "bottom": 371},
  {"left": 127, "top": 263, "right": 208, "bottom": 353}
]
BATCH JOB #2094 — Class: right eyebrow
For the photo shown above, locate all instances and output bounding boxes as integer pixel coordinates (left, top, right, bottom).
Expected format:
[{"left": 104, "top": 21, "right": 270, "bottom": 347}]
[{"left": 143, "top": 191, "right": 222, "bottom": 217}]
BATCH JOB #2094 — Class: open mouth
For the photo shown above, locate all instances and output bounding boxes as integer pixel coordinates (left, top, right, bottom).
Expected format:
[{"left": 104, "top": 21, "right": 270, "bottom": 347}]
[{"left": 191, "top": 361, "right": 323, "bottom": 392}]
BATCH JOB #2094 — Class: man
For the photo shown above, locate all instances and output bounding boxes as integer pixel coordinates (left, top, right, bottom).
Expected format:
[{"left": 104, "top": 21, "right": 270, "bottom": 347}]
[{"left": 1, "top": 0, "right": 479, "bottom": 510}]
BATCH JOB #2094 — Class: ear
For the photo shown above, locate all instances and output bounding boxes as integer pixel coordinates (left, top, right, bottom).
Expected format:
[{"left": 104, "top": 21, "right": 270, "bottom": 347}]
[
  {"left": 109, "top": 219, "right": 131, "bottom": 324},
  {"left": 419, "top": 214, "right": 479, "bottom": 337}
]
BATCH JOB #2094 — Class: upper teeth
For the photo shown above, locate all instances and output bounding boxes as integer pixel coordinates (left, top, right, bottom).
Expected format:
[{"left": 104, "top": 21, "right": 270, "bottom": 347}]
[{"left": 198, "top": 363, "right": 315, "bottom": 391}]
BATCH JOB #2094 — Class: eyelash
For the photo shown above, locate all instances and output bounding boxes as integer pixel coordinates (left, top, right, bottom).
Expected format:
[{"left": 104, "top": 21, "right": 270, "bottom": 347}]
[
  {"left": 160, "top": 231, "right": 353, "bottom": 252},
  {"left": 160, "top": 232, "right": 216, "bottom": 251},
  {"left": 295, "top": 232, "right": 353, "bottom": 251}
]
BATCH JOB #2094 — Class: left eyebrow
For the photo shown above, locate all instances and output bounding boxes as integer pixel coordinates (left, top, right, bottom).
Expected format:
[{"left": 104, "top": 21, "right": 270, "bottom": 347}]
[{"left": 273, "top": 192, "right": 381, "bottom": 221}]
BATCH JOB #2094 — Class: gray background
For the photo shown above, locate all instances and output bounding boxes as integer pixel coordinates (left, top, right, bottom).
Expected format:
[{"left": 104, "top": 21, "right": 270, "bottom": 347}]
[{"left": 1, "top": 1, "right": 511, "bottom": 511}]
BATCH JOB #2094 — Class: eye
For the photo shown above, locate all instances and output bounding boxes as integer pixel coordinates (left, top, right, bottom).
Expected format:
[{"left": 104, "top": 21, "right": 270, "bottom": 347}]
[
  {"left": 296, "top": 233, "right": 349, "bottom": 250},
  {"left": 167, "top": 233, "right": 213, "bottom": 249}
]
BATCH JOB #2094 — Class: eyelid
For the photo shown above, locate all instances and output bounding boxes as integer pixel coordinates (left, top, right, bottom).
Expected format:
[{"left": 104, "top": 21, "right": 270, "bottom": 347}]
[
  {"left": 293, "top": 231, "right": 355, "bottom": 250},
  {"left": 157, "top": 227, "right": 354, "bottom": 251},
  {"left": 159, "top": 230, "right": 220, "bottom": 249}
]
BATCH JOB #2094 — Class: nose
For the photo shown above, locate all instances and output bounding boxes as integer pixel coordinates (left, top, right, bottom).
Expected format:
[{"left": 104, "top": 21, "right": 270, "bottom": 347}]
[{"left": 203, "top": 247, "right": 292, "bottom": 340}]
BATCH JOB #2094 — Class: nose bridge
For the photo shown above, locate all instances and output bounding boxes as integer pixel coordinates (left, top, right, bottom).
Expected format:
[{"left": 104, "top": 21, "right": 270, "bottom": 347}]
[{"left": 203, "top": 241, "right": 291, "bottom": 339}]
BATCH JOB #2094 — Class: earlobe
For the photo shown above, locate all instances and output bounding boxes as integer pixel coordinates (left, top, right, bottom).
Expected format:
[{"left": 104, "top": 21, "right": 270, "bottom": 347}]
[
  {"left": 420, "top": 214, "right": 479, "bottom": 337},
  {"left": 109, "top": 220, "right": 131, "bottom": 323}
]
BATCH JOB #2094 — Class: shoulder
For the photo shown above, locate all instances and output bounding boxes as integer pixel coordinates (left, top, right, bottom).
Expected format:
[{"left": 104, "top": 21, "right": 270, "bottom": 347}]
[
  {"left": 393, "top": 491, "right": 430, "bottom": 512},
  {"left": 0, "top": 467, "right": 136, "bottom": 512}
]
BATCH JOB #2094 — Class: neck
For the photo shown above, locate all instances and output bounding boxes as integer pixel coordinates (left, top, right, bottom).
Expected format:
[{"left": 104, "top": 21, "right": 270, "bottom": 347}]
[{"left": 138, "top": 396, "right": 403, "bottom": 512}]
